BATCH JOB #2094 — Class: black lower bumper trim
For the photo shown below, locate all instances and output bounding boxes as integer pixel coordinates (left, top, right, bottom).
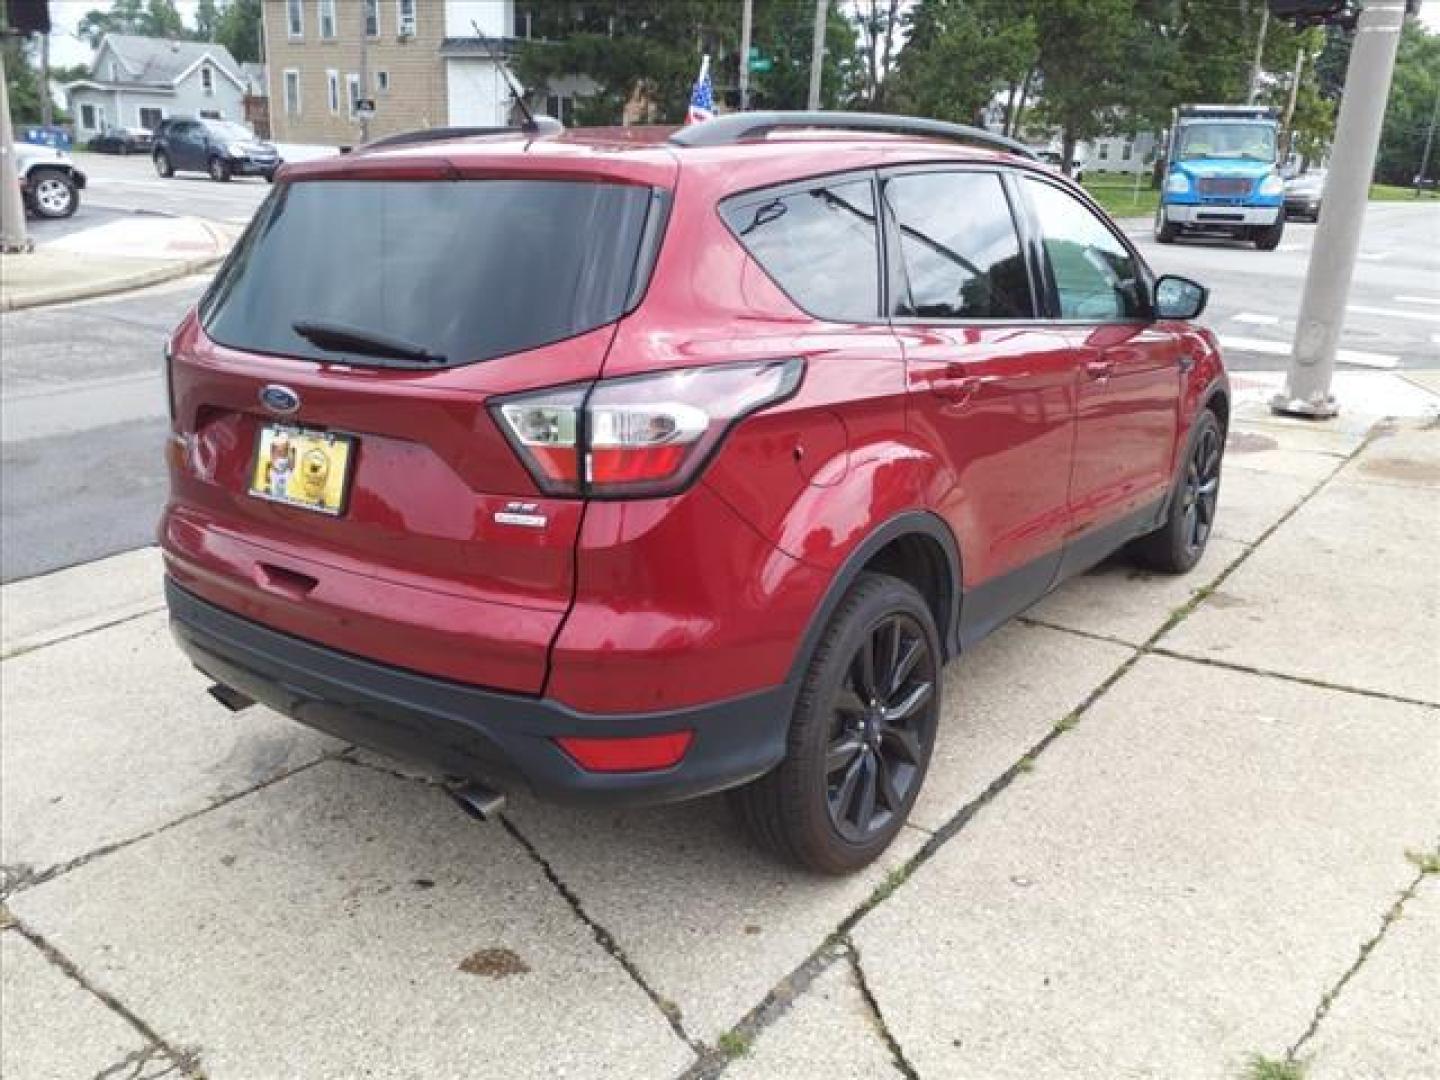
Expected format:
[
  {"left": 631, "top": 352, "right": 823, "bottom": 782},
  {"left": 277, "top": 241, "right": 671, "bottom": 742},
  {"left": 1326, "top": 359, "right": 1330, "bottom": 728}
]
[{"left": 166, "top": 580, "right": 794, "bottom": 805}]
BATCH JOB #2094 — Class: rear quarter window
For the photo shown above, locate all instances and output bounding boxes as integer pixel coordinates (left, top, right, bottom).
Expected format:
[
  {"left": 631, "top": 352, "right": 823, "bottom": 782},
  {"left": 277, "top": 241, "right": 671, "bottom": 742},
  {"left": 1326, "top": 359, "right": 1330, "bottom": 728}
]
[
  {"left": 201, "top": 178, "right": 654, "bottom": 367},
  {"left": 721, "top": 176, "right": 881, "bottom": 322}
]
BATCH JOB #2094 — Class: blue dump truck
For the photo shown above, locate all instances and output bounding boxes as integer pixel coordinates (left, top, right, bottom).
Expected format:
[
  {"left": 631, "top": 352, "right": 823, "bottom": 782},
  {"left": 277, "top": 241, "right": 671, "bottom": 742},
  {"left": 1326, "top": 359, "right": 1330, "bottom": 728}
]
[{"left": 1155, "top": 104, "right": 1287, "bottom": 250}]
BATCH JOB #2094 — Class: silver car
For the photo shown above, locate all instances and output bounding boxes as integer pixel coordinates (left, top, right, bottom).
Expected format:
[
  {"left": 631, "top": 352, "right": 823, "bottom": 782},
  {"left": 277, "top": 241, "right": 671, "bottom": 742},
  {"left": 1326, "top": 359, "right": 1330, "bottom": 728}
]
[{"left": 14, "top": 142, "right": 87, "bottom": 219}]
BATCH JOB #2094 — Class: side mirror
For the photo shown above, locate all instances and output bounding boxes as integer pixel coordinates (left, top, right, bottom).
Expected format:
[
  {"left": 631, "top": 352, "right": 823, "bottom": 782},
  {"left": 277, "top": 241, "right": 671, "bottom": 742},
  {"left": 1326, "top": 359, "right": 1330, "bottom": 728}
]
[{"left": 1154, "top": 274, "right": 1208, "bottom": 321}]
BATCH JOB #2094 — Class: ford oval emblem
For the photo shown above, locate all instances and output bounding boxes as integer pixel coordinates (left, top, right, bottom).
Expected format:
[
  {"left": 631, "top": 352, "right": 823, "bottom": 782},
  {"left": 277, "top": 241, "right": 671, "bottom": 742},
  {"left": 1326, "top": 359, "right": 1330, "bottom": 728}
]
[{"left": 259, "top": 384, "right": 300, "bottom": 415}]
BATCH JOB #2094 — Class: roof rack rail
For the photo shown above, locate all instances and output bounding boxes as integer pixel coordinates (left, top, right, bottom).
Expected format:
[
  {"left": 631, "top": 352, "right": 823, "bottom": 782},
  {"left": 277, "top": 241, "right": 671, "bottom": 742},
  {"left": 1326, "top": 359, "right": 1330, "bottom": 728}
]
[
  {"left": 668, "top": 111, "right": 1036, "bottom": 159},
  {"left": 360, "top": 116, "right": 563, "bottom": 153}
]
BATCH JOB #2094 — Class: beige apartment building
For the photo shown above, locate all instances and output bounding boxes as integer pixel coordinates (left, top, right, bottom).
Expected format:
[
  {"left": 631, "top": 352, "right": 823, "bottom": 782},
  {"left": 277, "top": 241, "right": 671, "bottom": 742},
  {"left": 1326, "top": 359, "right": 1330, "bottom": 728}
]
[{"left": 262, "top": 0, "right": 520, "bottom": 144}]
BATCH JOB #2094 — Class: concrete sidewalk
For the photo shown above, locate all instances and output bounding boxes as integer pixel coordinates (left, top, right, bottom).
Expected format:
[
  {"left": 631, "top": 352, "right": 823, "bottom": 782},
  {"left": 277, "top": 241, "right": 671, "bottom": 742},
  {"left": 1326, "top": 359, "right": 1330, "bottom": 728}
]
[
  {"left": 2, "top": 403, "right": 1436, "bottom": 1079},
  {"left": 0, "top": 214, "right": 237, "bottom": 312}
]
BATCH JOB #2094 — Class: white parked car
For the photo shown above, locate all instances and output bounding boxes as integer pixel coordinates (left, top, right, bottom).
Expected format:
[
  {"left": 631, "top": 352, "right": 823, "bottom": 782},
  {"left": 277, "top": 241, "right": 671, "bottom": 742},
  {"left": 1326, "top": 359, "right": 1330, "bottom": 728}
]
[{"left": 13, "top": 142, "right": 87, "bottom": 219}]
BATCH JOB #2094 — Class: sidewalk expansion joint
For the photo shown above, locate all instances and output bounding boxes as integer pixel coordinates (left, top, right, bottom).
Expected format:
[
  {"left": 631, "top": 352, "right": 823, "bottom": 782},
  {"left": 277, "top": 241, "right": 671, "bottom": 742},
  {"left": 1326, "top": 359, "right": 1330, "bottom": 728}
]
[
  {"left": 1, "top": 602, "right": 166, "bottom": 661},
  {"left": 845, "top": 939, "right": 920, "bottom": 1080},
  {"left": 0, "top": 753, "right": 336, "bottom": 902},
  {"left": 8, "top": 918, "right": 205, "bottom": 1079},
  {"left": 1149, "top": 648, "right": 1440, "bottom": 711},
  {"left": 1287, "top": 855, "right": 1437, "bottom": 1062},
  {"left": 496, "top": 814, "right": 709, "bottom": 1061}
]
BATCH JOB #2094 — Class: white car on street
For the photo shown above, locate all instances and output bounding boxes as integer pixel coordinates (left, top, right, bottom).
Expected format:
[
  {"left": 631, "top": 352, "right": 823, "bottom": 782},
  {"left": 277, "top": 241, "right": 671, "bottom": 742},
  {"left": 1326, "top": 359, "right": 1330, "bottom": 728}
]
[{"left": 13, "top": 141, "right": 87, "bottom": 219}]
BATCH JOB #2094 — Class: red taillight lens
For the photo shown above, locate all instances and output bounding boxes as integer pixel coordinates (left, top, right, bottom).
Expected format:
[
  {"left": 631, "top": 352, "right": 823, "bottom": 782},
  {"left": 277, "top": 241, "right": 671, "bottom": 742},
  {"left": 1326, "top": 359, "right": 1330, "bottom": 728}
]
[
  {"left": 555, "top": 731, "right": 694, "bottom": 772},
  {"left": 492, "top": 359, "right": 802, "bottom": 499}
]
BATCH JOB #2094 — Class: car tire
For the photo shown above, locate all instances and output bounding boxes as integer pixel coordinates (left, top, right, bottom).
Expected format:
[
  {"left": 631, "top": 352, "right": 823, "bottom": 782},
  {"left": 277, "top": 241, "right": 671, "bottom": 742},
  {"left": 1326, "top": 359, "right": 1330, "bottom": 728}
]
[
  {"left": 1254, "top": 214, "right": 1285, "bottom": 251},
  {"left": 209, "top": 156, "right": 232, "bottom": 183},
  {"left": 265, "top": 169, "right": 277, "bottom": 184},
  {"left": 154, "top": 152, "right": 173, "bottom": 178},
  {"left": 27, "top": 168, "right": 78, "bottom": 219},
  {"left": 1154, "top": 206, "right": 1179, "bottom": 244},
  {"left": 729, "top": 572, "right": 942, "bottom": 874},
  {"left": 1129, "top": 409, "right": 1223, "bottom": 574}
]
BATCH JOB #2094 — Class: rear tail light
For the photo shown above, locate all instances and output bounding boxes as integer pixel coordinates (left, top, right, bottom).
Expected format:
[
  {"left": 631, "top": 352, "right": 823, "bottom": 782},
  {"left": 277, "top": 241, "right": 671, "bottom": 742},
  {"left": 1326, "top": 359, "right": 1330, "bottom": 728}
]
[{"left": 493, "top": 359, "right": 802, "bottom": 498}]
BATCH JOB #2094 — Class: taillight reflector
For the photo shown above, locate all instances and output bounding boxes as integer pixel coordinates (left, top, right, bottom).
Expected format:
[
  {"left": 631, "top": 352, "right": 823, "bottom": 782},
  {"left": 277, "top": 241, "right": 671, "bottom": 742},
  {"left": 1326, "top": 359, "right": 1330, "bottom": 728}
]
[{"left": 555, "top": 731, "right": 694, "bottom": 773}]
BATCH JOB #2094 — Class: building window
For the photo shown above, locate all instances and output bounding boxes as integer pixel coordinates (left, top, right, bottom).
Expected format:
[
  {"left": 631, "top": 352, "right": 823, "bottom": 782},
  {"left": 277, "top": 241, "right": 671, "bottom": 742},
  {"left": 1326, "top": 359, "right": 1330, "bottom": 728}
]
[
  {"left": 284, "top": 69, "right": 301, "bottom": 116},
  {"left": 1121, "top": 141, "right": 1133, "bottom": 161},
  {"left": 318, "top": 0, "right": 336, "bottom": 39},
  {"left": 364, "top": 0, "right": 380, "bottom": 37},
  {"left": 199, "top": 109, "right": 222, "bottom": 120},
  {"left": 109, "top": 60, "right": 119, "bottom": 80},
  {"left": 1097, "top": 143, "right": 1109, "bottom": 161},
  {"left": 376, "top": 70, "right": 390, "bottom": 93},
  {"left": 396, "top": 0, "right": 416, "bottom": 37},
  {"left": 201, "top": 65, "right": 214, "bottom": 95},
  {"left": 327, "top": 70, "right": 340, "bottom": 114},
  {"left": 80, "top": 103, "right": 98, "bottom": 130},
  {"left": 286, "top": 0, "right": 303, "bottom": 38},
  {"left": 347, "top": 73, "right": 362, "bottom": 117},
  {"left": 139, "top": 106, "right": 163, "bottom": 130},
  {"left": 545, "top": 94, "right": 572, "bottom": 124}
]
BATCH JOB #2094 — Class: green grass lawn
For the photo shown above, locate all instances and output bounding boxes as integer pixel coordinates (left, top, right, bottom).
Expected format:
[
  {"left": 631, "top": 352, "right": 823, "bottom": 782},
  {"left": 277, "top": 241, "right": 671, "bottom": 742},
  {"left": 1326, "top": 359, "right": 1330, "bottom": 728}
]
[
  {"left": 1081, "top": 175, "right": 1160, "bottom": 219},
  {"left": 1369, "top": 182, "right": 1439, "bottom": 201}
]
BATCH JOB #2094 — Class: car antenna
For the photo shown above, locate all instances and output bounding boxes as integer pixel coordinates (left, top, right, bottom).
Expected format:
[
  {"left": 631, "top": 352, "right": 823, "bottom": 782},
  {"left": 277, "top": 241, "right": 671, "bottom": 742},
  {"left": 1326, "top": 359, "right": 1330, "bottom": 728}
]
[{"left": 471, "top": 20, "right": 540, "bottom": 135}]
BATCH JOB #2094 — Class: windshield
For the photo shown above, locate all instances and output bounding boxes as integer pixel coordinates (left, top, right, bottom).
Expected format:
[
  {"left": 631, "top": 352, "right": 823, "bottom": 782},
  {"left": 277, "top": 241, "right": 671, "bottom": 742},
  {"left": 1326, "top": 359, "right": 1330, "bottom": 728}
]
[
  {"left": 1177, "top": 122, "right": 1276, "bottom": 163},
  {"left": 201, "top": 179, "right": 654, "bottom": 367},
  {"left": 204, "top": 121, "right": 256, "bottom": 141}
]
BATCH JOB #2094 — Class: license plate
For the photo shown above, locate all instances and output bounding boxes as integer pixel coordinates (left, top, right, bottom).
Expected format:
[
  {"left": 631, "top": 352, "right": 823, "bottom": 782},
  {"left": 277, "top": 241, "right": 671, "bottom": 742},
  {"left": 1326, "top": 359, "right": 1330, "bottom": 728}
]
[{"left": 249, "top": 423, "right": 355, "bottom": 516}]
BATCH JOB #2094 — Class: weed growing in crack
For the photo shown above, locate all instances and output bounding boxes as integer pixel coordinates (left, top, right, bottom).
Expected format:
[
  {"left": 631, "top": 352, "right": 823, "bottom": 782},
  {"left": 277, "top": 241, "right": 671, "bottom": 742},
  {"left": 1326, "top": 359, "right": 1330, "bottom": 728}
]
[
  {"left": 1244, "top": 1054, "right": 1305, "bottom": 1080},
  {"left": 1404, "top": 848, "right": 1440, "bottom": 874},
  {"left": 716, "top": 1031, "right": 752, "bottom": 1058}
]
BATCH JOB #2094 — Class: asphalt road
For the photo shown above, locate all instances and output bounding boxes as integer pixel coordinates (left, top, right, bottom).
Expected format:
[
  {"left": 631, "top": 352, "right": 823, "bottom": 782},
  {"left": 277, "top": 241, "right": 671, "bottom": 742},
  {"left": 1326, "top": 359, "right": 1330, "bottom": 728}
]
[{"left": 2, "top": 164, "right": 1437, "bottom": 583}]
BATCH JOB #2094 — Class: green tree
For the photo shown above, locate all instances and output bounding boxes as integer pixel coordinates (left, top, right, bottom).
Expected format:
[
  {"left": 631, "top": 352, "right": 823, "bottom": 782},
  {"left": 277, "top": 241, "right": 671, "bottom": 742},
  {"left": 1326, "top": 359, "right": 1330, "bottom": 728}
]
[
  {"left": 2, "top": 35, "right": 43, "bottom": 125},
  {"left": 78, "top": 0, "right": 187, "bottom": 46},
  {"left": 1377, "top": 21, "right": 1440, "bottom": 184},
  {"left": 195, "top": 0, "right": 221, "bottom": 41},
  {"left": 888, "top": 0, "right": 1036, "bottom": 128},
  {"left": 216, "top": 0, "right": 263, "bottom": 63},
  {"left": 1027, "top": 0, "right": 1136, "bottom": 172}
]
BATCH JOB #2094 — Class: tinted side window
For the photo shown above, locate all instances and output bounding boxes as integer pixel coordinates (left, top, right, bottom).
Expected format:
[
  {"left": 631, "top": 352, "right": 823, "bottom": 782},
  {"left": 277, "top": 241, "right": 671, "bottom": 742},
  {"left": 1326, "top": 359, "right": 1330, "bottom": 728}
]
[
  {"left": 1024, "top": 178, "right": 1145, "bottom": 321},
  {"left": 722, "top": 178, "right": 880, "bottom": 322},
  {"left": 884, "top": 171, "right": 1034, "bottom": 319}
]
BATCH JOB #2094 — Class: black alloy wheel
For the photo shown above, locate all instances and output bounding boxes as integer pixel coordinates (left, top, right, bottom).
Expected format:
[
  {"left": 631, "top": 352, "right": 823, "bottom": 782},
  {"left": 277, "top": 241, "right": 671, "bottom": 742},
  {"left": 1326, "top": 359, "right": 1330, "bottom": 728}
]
[
  {"left": 1180, "top": 421, "right": 1221, "bottom": 561},
  {"left": 825, "top": 613, "right": 936, "bottom": 843}
]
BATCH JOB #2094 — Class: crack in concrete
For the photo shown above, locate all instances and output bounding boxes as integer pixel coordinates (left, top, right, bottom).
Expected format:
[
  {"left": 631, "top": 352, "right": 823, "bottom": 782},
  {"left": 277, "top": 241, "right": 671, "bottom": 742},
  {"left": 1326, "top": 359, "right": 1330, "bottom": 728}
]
[
  {"left": 1148, "top": 648, "right": 1440, "bottom": 711},
  {"left": 93, "top": 1043, "right": 198, "bottom": 1080},
  {"left": 495, "top": 814, "right": 709, "bottom": 1063},
  {"left": 10, "top": 919, "right": 205, "bottom": 1080},
  {"left": 1287, "top": 854, "right": 1437, "bottom": 1062},
  {"left": 845, "top": 940, "right": 920, "bottom": 1080},
  {"left": 1, "top": 602, "right": 166, "bottom": 661},
  {"left": 0, "top": 753, "right": 338, "bottom": 901}
]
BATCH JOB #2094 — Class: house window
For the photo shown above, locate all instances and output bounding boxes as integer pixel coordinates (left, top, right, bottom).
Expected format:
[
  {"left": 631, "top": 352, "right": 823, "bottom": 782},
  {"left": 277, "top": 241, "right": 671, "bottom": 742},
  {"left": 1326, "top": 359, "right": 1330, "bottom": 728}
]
[
  {"left": 1121, "top": 141, "right": 1133, "bottom": 161},
  {"left": 287, "top": 0, "right": 303, "bottom": 37},
  {"left": 201, "top": 65, "right": 214, "bottom": 95},
  {"left": 545, "top": 94, "right": 572, "bottom": 124},
  {"left": 139, "top": 106, "right": 164, "bottom": 130},
  {"left": 283, "top": 69, "right": 301, "bottom": 116},
  {"left": 347, "top": 73, "right": 362, "bottom": 117},
  {"left": 376, "top": 70, "right": 390, "bottom": 93},
  {"left": 109, "top": 60, "right": 119, "bottom": 80},
  {"left": 200, "top": 109, "right": 222, "bottom": 120},
  {"left": 80, "top": 103, "right": 98, "bottom": 130},
  {"left": 396, "top": 0, "right": 416, "bottom": 37},
  {"left": 364, "top": 0, "right": 380, "bottom": 37},
  {"left": 318, "top": 0, "right": 336, "bottom": 39},
  {"left": 1097, "top": 143, "right": 1109, "bottom": 161},
  {"left": 327, "top": 70, "right": 340, "bottom": 113}
]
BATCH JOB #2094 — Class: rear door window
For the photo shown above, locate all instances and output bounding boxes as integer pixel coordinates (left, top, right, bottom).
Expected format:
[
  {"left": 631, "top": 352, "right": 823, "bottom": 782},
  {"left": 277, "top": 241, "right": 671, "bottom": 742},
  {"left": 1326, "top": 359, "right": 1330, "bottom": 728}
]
[
  {"left": 883, "top": 171, "right": 1034, "bottom": 319},
  {"left": 721, "top": 177, "right": 881, "bottom": 322},
  {"left": 201, "top": 179, "right": 654, "bottom": 366}
]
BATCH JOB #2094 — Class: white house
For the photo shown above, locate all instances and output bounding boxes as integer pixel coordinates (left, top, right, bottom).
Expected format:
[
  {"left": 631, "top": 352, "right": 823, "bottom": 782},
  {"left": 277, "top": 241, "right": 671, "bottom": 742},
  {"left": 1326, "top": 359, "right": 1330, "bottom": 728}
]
[{"left": 65, "top": 35, "right": 247, "bottom": 140}]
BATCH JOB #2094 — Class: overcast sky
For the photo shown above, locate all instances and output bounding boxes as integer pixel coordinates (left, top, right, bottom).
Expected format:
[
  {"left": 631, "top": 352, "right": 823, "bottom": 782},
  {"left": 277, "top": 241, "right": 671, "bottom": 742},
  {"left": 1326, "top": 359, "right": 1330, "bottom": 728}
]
[{"left": 40, "top": 0, "right": 1440, "bottom": 72}]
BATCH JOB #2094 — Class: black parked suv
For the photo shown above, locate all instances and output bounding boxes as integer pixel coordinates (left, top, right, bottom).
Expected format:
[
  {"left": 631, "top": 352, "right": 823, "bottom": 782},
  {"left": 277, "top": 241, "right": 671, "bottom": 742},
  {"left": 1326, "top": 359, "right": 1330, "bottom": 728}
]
[{"left": 153, "top": 118, "right": 281, "bottom": 183}]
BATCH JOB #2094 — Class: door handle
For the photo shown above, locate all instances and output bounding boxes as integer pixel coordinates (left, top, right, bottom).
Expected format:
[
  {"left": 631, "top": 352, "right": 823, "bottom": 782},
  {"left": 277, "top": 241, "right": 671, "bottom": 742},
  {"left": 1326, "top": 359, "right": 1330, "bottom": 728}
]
[
  {"left": 1084, "top": 359, "right": 1115, "bottom": 381},
  {"left": 931, "top": 372, "right": 997, "bottom": 404}
]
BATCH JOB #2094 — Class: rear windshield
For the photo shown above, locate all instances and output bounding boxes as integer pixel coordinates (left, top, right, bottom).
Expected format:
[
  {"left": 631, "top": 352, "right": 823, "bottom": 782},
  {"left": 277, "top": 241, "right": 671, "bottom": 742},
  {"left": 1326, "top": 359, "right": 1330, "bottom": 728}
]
[{"left": 201, "top": 179, "right": 653, "bottom": 367}]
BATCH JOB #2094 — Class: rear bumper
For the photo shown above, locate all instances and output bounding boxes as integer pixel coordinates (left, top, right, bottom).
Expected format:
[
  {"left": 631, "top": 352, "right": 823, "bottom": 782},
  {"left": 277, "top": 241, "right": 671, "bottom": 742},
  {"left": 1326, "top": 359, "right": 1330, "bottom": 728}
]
[{"left": 167, "top": 579, "right": 793, "bottom": 805}]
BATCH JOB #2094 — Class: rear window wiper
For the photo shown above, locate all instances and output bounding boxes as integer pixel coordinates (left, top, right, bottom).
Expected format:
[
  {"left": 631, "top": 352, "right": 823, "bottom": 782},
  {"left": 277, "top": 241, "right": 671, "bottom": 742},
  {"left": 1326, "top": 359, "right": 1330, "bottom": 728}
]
[{"left": 291, "top": 319, "right": 447, "bottom": 366}]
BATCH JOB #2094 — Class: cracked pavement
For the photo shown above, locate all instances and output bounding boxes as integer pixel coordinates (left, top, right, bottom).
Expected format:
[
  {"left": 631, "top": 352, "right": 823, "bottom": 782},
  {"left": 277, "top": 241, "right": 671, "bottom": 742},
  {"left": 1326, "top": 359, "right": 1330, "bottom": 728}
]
[{"left": 2, "top": 406, "right": 1437, "bottom": 1079}]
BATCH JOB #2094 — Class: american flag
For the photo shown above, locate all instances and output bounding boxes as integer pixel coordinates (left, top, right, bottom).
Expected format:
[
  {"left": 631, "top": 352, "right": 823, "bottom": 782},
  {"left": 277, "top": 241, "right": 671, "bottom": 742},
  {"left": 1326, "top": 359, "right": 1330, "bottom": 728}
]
[{"left": 687, "top": 55, "right": 714, "bottom": 125}]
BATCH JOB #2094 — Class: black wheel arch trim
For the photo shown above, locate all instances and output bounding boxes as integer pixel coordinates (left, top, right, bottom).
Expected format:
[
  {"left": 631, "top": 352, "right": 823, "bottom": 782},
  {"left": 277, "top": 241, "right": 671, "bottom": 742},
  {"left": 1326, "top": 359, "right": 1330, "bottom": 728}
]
[{"left": 786, "top": 510, "right": 963, "bottom": 686}]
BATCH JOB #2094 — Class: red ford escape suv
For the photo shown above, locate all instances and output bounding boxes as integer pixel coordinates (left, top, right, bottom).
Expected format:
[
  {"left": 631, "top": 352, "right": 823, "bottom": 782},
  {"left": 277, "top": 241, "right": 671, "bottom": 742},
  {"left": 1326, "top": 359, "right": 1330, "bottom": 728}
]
[{"left": 163, "top": 112, "right": 1227, "bottom": 873}]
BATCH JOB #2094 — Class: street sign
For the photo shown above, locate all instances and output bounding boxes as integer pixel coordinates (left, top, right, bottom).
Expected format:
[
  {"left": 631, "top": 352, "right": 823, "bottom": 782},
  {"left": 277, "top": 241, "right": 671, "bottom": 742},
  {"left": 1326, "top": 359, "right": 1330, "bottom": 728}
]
[
  {"left": 749, "top": 57, "right": 772, "bottom": 73},
  {"left": 355, "top": 99, "right": 376, "bottom": 119}
]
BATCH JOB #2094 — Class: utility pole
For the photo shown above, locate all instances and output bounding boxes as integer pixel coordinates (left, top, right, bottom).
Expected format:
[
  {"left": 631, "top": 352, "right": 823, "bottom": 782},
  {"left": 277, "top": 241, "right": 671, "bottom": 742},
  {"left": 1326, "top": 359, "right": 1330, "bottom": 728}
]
[
  {"left": 738, "top": 0, "right": 753, "bottom": 111},
  {"left": 358, "top": 1, "right": 371, "bottom": 142},
  {"left": 0, "top": 49, "right": 33, "bottom": 254},
  {"left": 1248, "top": 7, "right": 1270, "bottom": 104},
  {"left": 1281, "top": 44, "right": 1305, "bottom": 163},
  {"left": 807, "top": 0, "right": 826, "bottom": 110},
  {"left": 39, "top": 31, "right": 52, "bottom": 127},
  {"left": 1272, "top": 0, "right": 1408, "bottom": 419}
]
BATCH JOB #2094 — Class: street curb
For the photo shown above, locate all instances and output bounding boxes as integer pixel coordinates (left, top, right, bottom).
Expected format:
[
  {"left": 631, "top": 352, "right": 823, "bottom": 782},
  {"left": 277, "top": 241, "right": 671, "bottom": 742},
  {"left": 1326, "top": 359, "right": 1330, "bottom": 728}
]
[{"left": 0, "top": 254, "right": 222, "bottom": 313}]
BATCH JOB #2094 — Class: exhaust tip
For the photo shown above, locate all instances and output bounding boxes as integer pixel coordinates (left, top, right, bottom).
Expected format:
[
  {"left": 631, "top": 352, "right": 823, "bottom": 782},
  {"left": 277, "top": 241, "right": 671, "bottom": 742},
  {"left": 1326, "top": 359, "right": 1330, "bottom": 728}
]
[
  {"left": 449, "top": 782, "right": 506, "bottom": 822},
  {"left": 207, "top": 683, "right": 255, "bottom": 713}
]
